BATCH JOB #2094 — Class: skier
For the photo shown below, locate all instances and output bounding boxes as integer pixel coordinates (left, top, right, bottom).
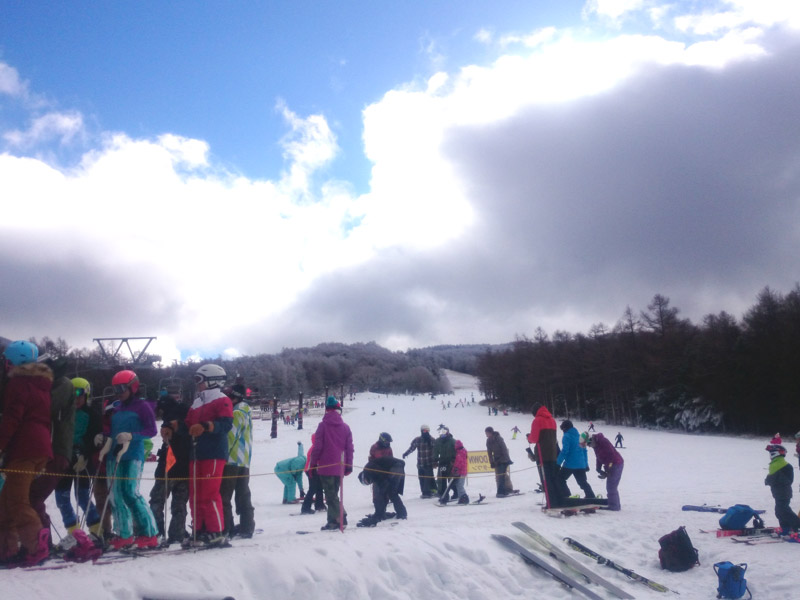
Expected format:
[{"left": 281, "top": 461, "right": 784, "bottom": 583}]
[
  {"left": 154, "top": 384, "right": 193, "bottom": 545},
  {"left": 764, "top": 434, "right": 800, "bottom": 534},
  {"left": 614, "top": 432, "right": 624, "bottom": 448},
  {"left": 29, "top": 357, "right": 75, "bottom": 540},
  {"left": 275, "top": 441, "right": 306, "bottom": 504},
  {"left": 556, "top": 421, "right": 595, "bottom": 500},
  {"left": 54, "top": 377, "right": 102, "bottom": 541},
  {"left": 357, "top": 455, "right": 407, "bottom": 526},
  {"left": 439, "top": 440, "right": 469, "bottom": 504},
  {"left": 588, "top": 422, "right": 595, "bottom": 432},
  {"left": 485, "top": 427, "right": 516, "bottom": 497},
  {"left": 309, "top": 396, "right": 353, "bottom": 531},
  {"left": 183, "top": 364, "right": 233, "bottom": 547},
  {"left": 511, "top": 426, "right": 521, "bottom": 440},
  {"left": 221, "top": 384, "right": 255, "bottom": 538},
  {"left": 0, "top": 340, "right": 53, "bottom": 567},
  {"left": 102, "top": 369, "right": 159, "bottom": 549},
  {"left": 527, "top": 403, "right": 567, "bottom": 508},
  {"left": 402, "top": 424, "right": 436, "bottom": 498},
  {"left": 299, "top": 433, "right": 326, "bottom": 515},
  {"left": 585, "top": 432, "right": 624, "bottom": 511},
  {"left": 433, "top": 426, "right": 456, "bottom": 500}
]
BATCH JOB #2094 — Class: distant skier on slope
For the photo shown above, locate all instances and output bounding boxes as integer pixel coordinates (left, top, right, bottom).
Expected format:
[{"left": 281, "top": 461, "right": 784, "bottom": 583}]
[{"left": 614, "top": 432, "right": 624, "bottom": 448}]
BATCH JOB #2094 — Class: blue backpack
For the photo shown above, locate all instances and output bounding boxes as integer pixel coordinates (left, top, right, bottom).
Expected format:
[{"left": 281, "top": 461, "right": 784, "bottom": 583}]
[
  {"left": 714, "top": 561, "right": 751, "bottom": 599},
  {"left": 719, "top": 504, "right": 762, "bottom": 530}
]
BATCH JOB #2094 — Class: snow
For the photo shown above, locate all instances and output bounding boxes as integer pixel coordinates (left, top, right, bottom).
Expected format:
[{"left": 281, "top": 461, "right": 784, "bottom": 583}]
[{"left": 5, "top": 370, "right": 798, "bottom": 600}]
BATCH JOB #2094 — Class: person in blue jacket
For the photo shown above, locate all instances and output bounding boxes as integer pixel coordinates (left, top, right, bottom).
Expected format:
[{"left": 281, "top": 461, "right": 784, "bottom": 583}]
[
  {"left": 556, "top": 420, "right": 595, "bottom": 500},
  {"left": 275, "top": 442, "right": 306, "bottom": 504}
]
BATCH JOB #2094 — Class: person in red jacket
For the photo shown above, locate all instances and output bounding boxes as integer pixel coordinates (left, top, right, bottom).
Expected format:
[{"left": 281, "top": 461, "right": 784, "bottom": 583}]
[
  {"left": 526, "top": 403, "right": 567, "bottom": 509},
  {"left": 0, "top": 341, "right": 53, "bottom": 566},
  {"left": 172, "top": 364, "right": 233, "bottom": 547}
]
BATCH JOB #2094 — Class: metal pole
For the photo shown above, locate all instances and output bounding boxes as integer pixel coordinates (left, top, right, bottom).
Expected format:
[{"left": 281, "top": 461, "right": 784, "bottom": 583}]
[
  {"left": 297, "top": 392, "right": 304, "bottom": 431},
  {"left": 270, "top": 396, "right": 278, "bottom": 439}
]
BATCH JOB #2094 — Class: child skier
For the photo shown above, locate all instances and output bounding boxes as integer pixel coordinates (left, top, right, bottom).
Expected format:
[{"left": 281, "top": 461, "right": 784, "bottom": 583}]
[
  {"left": 103, "top": 370, "right": 159, "bottom": 550},
  {"left": 764, "top": 434, "right": 800, "bottom": 534},
  {"left": 440, "top": 439, "right": 469, "bottom": 504}
]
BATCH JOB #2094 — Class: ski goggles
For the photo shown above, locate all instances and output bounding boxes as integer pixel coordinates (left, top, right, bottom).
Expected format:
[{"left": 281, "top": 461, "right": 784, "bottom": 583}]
[{"left": 112, "top": 384, "right": 129, "bottom": 395}]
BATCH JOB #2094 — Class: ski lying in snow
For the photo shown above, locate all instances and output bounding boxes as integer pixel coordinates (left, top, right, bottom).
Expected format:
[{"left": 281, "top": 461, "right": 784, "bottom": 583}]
[
  {"left": 3, "top": 553, "right": 135, "bottom": 571},
  {"left": 511, "top": 522, "right": 635, "bottom": 599},
  {"left": 562, "top": 537, "right": 674, "bottom": 594},
  {"left": 731, "top": 534, "right": 785, "bottom": 545},
  {"left": 492, "top": 534, "right": 604, "bottom": 600},
  {"left": 711, "top": 527, "right": 778, "bottom": 538},
  {"left": 682, "top": 505, "right": 765, "bottom": 514}
]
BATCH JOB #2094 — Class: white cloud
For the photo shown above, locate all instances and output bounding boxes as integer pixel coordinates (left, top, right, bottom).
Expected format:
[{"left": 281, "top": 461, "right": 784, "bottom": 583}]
[
  {"left": 0, "top": 62, "right": 26, "bottom": 97},
  {"left": 3, "top": 111, "right": 84, "bottom": 147},
  {"left": 675, "top": 0, "right": 800, "bottom": 35},
  {"left": 583, "top": 0, "right": 645, "bottom": 22},
  {"left": 277, "top": 100, "right": 338, "bottom": 195}
]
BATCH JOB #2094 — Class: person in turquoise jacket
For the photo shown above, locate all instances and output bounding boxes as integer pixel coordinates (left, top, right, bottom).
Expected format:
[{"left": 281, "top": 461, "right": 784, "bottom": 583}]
[
  {"left": 557, "top": 420, "right": 596, "bottom": 500},
  {"left": 275, "top": 442, "right": 306, "bottom": 504}
]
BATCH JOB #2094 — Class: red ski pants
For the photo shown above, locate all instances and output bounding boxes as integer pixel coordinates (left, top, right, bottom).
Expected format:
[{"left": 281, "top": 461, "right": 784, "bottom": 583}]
[{"left": 188, "top": 459, "right": 225, "bottom": 534}]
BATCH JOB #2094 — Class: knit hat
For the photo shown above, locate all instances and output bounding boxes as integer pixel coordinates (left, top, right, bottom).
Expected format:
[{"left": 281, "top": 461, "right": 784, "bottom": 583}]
[
  {"left": 379, "top": 432, "right": 393, "bottom": 444},
  {"left": 770, "top": 433, "right": 783, "bottom": 445},
  {"left": 420, "top": 424, "right": 430, "bottom": 432},
  {"left": 325, "top": 395, "right": 340, "bottom": 409},
  {"left": 560, "top": 420, "right": 573, "bottom": 432},
  {"left": 766, "top": 433, "right": 787, "bottom": 458},
  {"left": 579, "top": 432, "right": 589, "bottom": 445}
]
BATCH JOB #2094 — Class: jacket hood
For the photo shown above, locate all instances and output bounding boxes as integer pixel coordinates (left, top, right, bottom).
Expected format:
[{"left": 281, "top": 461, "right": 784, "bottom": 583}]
[
  {"left": 535, "top": 405, "right": 553, "bottom": 419},
  {"left": 10, "top": 361, "right": 54, "bottom": 381},
  {"left": 455, "top": 440, "right": 465, "bottom": 450}
]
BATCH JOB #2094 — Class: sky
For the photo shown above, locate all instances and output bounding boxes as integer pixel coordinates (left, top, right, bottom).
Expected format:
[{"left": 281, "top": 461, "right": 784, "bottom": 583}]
[{"left": 2, "top": 1, "right": 800, "bottom": 363}]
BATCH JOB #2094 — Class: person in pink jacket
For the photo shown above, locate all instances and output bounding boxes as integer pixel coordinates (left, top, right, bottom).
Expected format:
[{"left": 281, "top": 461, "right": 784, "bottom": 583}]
[
  {"left": 0, "top": 341, "right": 53, "bottom": 566},
  {"left": 309, "top": 396, "right": 353, "bottom": 530},
  {"left": 439, "top": 440, "right": 470, "bottom": 505}
]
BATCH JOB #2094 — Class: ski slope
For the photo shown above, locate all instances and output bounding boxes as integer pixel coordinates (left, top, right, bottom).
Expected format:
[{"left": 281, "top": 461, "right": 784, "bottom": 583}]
[{"left": 4, "top": 370, "right": 797, "bottom": 599}]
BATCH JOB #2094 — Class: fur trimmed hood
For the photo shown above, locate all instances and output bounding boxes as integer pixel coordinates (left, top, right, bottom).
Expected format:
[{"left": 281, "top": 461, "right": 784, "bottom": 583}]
[{"left": 9, "top": 360, "right": 54, "bottom": 382}]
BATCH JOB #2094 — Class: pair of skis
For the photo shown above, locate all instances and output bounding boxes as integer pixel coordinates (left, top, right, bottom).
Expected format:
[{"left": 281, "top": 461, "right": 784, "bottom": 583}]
[{"left": 494, "top": 521, "right": 673, "bottom": 598}]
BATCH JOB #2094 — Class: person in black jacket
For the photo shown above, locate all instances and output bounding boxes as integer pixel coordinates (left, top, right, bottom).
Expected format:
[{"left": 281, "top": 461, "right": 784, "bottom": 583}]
[
  {"left": 764, "top": 435, "right": 800, "bottom": 534},
  {"left": 150, "top": 384, "right": 191, "bottom": 545},
  {"left": 357, "top": 456, "right": 407, "bottom": 527}
]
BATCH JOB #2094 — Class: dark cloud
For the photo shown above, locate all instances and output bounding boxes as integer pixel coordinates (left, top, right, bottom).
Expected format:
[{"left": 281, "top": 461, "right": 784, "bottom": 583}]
[
  {"left": 237, "top": 37, "right": 800, "bottom": 351},
  {"left": 0, "top": 234, "right": 182, "bottom": 349}
]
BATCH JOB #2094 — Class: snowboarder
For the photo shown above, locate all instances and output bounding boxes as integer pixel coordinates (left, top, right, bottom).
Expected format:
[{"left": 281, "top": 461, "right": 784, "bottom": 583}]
[
  {"left": 440, "top": 440, "right": 469, "bottom": 504},
  {"left": 402, "top": 424, "right": 436, "bottom": 498},
  {"left": 275, "top": 441, "right": 306, "bottom": 504},
  {"left": 764, "top": 434, "right": 800, "bottom": 534},
  {"left": 614, "top": 432, "right": 624, "bottom": 448},
  {"left": 556, "top": 421, "right": 595, "bottom": 500},
  {"left": 0, "top": 341, "right": 53, "bottom": 566},
  {"left": 309, "top": 396, "right": 353, "bottom": 530},
  {"left": 221, "top": 384, "right": 255, "bottom": 537},
  {"left": 485, "top": 427, "right": 515, "bottom": 497},
  {"left": 357, "top": 455, "right": 407, "bottom": 526},
  {"left": 585, "top": 432, "right": 624, "bottom": 511},
  {"left": 527, "top": 403, "right": 568, "bottom": 508},
  {"left": 433, "top": 426, "right": 456, "bottom": 500},
  {"left": 102, "top": 369, "right": 160, "bottom": 549},
  {"left": 183, "top": 364, "right": 233, "bottom": 547}
]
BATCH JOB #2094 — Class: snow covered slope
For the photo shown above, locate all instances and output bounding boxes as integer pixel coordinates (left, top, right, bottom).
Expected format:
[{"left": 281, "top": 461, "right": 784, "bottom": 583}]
[{"left": 4, "top": 372, "right": 797, "bottom": 599}]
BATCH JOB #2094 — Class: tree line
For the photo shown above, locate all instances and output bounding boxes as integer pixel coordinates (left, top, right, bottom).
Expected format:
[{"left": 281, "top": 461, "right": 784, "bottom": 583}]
[{"left": 475, "top": 287, "right": 800, "bottom": 436}]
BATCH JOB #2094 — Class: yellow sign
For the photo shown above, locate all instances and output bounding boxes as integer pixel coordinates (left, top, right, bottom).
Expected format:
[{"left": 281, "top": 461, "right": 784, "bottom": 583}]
[{"left": 467, "top": 450, "right": 493, "bottom": 474}]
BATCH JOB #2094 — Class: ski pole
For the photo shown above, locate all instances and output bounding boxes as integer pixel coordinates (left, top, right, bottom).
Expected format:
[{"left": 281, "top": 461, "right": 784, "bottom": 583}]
[
  {"left": 97, "top": 440, "right": 130, "bottom": 543},
  {"left": 339, "top": 451, "right": 345, "bottom": 532},
  {"left": 192, "top": 439, "right": 198, "bottom": 546}
]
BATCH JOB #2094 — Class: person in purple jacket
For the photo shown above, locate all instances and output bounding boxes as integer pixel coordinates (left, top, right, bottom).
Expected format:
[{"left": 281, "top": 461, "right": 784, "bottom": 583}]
[
  {"left": 309, "top": 396, "right": 354, "bottom": 530},
  {"left": 584, "top": 432, "right": 624, "bottom": 511}
]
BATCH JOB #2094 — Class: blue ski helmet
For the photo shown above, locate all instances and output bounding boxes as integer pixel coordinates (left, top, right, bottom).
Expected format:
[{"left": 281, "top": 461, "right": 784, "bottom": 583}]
[{"left": 3, "top": 340, "right": 39, "bottom": 366}]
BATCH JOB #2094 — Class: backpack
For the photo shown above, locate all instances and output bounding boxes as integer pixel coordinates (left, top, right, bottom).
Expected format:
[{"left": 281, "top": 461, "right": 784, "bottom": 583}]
[
  {"left": 714, "top": 561, "right": 752, "bottom": 599},
  {"left": 719, "top": 504, "right": 763, "bottom": 530},
  {"left": 658, "top": 526, "right": 700, "bottom": 572}
]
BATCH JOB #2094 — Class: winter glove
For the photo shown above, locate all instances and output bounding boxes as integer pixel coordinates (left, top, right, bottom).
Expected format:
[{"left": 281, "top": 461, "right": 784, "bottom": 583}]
[
  {"left": 188, "top": 423, "right": 205, "bottom": 437},
  {"left": 94, "top": 433, "right": 105, "bottom": 448},
  {"left": 402, "top": 452, "right": 409, "bottom": 459},
  {"left": 597, "top": 470, "right": 607, "bottom": 479},
  {"left": 98, "top": 437, "right": 113, "bottom": 461},
  {"left": 116, "top": 432, "right": 133, "bottom": 444},
  {"left": 73, "top": 454, "right": 88, "bottom": 473},
  {"left": 525, "top": 447, "right": 536, "bottom": 462},
  {"left": 344, "top": 466, "right": 353, "bottom": 476}
]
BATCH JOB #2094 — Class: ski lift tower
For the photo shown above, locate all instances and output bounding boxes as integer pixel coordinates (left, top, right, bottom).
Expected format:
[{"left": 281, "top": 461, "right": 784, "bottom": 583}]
[{"left": 93, "top": 336, "right": 157, "bottom": 366}]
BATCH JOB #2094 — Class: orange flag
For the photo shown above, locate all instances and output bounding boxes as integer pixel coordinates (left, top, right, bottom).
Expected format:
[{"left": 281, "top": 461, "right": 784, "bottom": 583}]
[{"left": 165, "top": 445, "right": 176, "bottom": 473}]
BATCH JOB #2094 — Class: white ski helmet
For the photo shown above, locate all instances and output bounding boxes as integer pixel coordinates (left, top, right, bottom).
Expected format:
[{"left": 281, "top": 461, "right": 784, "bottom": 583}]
[{"left": 195, "top": 364, "right": 227, "bottom": 389}]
